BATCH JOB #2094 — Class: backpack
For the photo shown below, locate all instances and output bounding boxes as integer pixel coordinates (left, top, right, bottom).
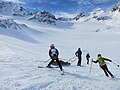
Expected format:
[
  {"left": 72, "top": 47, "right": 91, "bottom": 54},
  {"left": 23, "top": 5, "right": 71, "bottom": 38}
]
[{"left": 51, "top": 48, "right": 57, "bottom": 57}]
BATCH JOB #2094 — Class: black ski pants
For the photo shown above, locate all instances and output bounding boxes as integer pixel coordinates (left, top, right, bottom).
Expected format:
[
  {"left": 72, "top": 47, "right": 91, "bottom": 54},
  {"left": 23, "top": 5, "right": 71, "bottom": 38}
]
[
  {"left": 48, "top": 58, "right": 63, "bottom": 71},
  {"left": 100, "top": 64, "right": 113, "bottom": 77},
  {"left": 86, "top": 58, "right": 89, "bottom": 64},
  {"left": 77, "top": 56, "right": 82, "bottom": 66}
]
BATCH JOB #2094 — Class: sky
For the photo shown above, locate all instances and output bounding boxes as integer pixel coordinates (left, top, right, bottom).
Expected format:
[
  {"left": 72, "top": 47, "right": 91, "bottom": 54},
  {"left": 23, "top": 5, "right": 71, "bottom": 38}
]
[{"left": 0, "top": 0, "right": 119, "bottom": 17}]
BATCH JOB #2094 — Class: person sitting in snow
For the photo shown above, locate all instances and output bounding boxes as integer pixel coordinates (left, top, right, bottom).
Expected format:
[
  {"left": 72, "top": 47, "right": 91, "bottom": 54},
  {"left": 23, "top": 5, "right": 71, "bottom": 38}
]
[
  {"left": 86, "top": 53, "right": 90, "bottom": 64},
  {"left": 47, "top": 44, "right": 64, "bottom": 74},
  {"left": 92, "top": 54, "right": 114, "bottom": 78},
  {"left": 75, "top": 48, "right": 82, "bottom": 66}
]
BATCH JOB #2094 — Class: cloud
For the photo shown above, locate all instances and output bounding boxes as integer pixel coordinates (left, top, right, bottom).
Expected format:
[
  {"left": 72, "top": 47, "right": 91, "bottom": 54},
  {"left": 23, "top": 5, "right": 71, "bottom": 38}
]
[
  {"left": 50, "top": 1, "right": 58, "bottom": 5},
  {"left": 0, "top": 0, "right": 43, "bottom": 3},
  {"left": 1, "top": 0, "right": 21, "bottom": 3},
  {"left": 93, "top": 0, "right": 111, "bottom": 4},
  {"left": 71, "top": 0, "right": 112, "bottom": 4},
  {"left": 23, "top": 0, "right": 42, "bottom": 3},
  {"left": 55, "top": 12, "right": 77, "bottom": 18},
  {"left": 71, "top": 0, "right": 90, "bottom": 4}
]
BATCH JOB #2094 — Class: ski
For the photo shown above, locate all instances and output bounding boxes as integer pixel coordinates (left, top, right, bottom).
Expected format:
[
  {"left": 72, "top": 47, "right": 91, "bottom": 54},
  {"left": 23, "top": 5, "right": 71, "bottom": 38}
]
[
  {"left": 109, "top": 77, "right": 116, "bottom": 80},
  {"left": 38, "top": 66, "right": 59, "bottom": 68},
  {"left": 38, "top": 66, "right": 65, "bottom": 75}
]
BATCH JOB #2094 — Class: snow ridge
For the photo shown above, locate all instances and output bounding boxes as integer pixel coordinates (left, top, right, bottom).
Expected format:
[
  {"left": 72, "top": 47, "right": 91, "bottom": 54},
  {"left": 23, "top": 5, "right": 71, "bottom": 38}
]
[
  {"left": 0, "top": 1, "right": 29, "bottom": 16},
  {"left": 29, "top": 11, "right": 57, "bottom": 25},
  {"left": 0, "top": 18, "right": 23, "bottom": 30}
]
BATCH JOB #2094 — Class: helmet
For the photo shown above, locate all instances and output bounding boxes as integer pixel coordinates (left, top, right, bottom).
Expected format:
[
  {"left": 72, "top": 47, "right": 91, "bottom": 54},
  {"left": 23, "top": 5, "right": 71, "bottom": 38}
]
[
  {"left": 50, "top": 44, "right": 55, "bottom": 48},
  {"left": 98, "top": 54, "right": 101, "bottom": 57}
]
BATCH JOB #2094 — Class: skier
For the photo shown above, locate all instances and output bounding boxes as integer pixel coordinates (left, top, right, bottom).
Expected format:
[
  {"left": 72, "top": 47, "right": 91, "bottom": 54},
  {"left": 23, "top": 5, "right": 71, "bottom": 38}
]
[
  {"left": 47, "top": 44, "right": 64, "bottom": 75},
  {"left": 92, "top": 54, "right": 114, "bottom": 78},
  {"left": 75, "top": 48, "right": 82, "bottom": 66},
  {"left": 86, "top": 53, "right": 90, "bottom": 64}
]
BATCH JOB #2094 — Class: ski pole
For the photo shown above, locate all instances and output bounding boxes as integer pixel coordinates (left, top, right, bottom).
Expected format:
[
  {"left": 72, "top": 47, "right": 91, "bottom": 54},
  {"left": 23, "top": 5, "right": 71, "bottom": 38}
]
[
  {"left": 44, "top": 58, "right": 51, "bottom": 63},
  {"left": 59, "top": 58, "right": 67, "bottom": 61},
  {"left": 111, "top": 62, "right": 119, "bottom": 67},
  {"left": 89, "top": 59, "right": 93, "bottom": 74},
  {"left": 71, "top": 58, "right": 77, "bottom": 62},
  {"left": 68, "top": 56, "right": 76, "bottom": 62}
]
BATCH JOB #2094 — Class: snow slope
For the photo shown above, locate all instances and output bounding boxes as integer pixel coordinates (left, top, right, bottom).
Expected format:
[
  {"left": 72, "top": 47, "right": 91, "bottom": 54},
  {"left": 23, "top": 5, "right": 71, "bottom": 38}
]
[{"left": 0, "top": 12, "right": 120, "bottom": 90}]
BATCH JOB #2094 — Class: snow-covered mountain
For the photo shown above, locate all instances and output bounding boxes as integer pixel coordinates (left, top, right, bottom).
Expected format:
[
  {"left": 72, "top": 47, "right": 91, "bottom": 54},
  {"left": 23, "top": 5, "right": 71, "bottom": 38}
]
[
  {"left": 0, "top": 1, "right": 119, "bottom": 25},
  {"left": 0, "top": 18, "right": 23, "bottom": 30},
  {"left": 0, "top": 1, "right": 29, "bottom": 16},
  {"left": 112, "top": 1, "right": 120, "bottom": 12},
  {"left": 0, "top": 16, "right": 43, "bottom": 43},
  {"left": 13, "top": 6, "right": 30, "bottom": 16},
  {"left": 90, "top": 8, "right": 111, "bottom": 21},
  {"left": 0, "top": 1, "right": 14, "bottom": 15},
  {"left": 70, "top": 8, "right": 112, "bottom": 22},
  {"left": 29, "top": 11, "right": 57, "bottom": 25},
  {"left": 72, "top": 12, "right": 88, "bottom": 21},
  {"left": 57, "top": 17, "right": 72, "bottom": 21}
]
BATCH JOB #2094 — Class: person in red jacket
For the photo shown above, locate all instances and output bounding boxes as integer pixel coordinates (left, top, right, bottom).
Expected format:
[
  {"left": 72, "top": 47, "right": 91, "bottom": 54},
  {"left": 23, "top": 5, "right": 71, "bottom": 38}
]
[{"left": 47, "top": 44, "right": 64, "bottom": 74}]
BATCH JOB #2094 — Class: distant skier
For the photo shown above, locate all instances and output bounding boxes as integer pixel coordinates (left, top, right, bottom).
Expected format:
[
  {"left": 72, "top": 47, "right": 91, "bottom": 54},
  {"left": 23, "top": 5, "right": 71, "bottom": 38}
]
[
  {"left": 75, "top": 48, "right": 82, "bottom": 66},
  {"left": 92, "top": 54, "right": 114, "bottom": 78},
  {"left": 47, "top": 44, "right": 64, "bottom": 75},
  {"left": 86, "top": 53, "right": 90, "bottom": 64}
]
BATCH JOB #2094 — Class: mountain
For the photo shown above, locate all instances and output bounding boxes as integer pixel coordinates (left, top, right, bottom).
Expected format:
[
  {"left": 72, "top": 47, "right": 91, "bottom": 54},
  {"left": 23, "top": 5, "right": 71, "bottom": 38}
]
[
  {"left": 0, "top": 1, "right": 30, "bottom": 16},
  {"left": 13, "top": 6, "right": 30, "bottom": 16},
  {"left": 0, "top": 1, "right": 119, "bottom": 25},
  {"left": 29, "top": 11, "right": 57, "bottom": 24},
  {"left": 90, "top": 8, "right": 111, "bottom": 21},
  {"left": 71, "top": 8, "right": 112, "bottom": 22},
  {"left": 0, "top": 16, "right": 42, "bottom": 43},
  {"left": 72, "top": 12, "right": 89, "bottom": 21},
  {"left": 0, "top": 1, "right": 120, "bottom": 26},
  {"left": 0, "top": 18, "right": 24, "bottom": 30},
  {"left": 0, "top": 1, "right": 14, "bottom": 15},
  {"left": 112, "top": 1, "right": 120, "bottom": 12},
  {"left": 57, "top": 17, "right": 72, "bottom": 21}
]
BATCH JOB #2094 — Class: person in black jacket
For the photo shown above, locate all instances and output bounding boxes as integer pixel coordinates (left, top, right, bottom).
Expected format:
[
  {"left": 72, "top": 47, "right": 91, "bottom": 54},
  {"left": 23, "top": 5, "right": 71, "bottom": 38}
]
[
  {"left": 75, "top": 48, "right": 82, "bottom": 66},
  {"left": 47, "top": 44, "right": 64, "bottom": 75},
  {"left": 86, "top": 53, "right": 90, "bottom": 64}
]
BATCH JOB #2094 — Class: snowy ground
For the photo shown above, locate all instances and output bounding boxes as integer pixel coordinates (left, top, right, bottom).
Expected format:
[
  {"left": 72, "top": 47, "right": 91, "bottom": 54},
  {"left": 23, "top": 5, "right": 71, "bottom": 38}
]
[{"left": 0, "top": 15, "right": 120, "bottom": 90}]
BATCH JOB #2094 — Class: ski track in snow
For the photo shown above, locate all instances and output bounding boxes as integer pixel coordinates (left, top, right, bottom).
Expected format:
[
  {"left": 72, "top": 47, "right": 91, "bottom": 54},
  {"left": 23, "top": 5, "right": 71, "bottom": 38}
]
[
  {"left": 0, "top": 14, "right": 120, "bottom": 90},
  {"left": 0, "top": 54, "right": 120, "bottom": 90}
]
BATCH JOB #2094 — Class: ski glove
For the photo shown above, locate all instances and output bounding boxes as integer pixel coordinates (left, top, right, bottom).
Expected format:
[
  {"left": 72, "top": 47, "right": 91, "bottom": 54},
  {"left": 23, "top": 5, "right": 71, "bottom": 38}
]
[{"left": 109, "top": 60, "right": 112, "bottom": 62}]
